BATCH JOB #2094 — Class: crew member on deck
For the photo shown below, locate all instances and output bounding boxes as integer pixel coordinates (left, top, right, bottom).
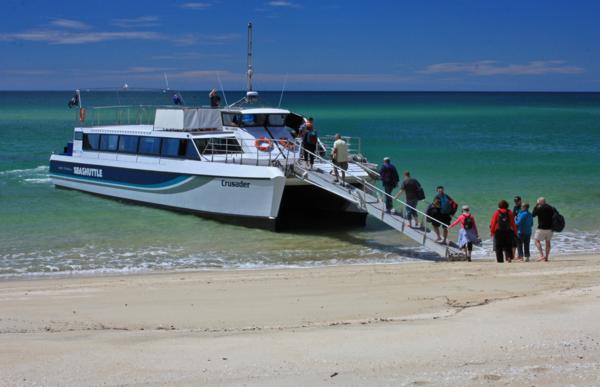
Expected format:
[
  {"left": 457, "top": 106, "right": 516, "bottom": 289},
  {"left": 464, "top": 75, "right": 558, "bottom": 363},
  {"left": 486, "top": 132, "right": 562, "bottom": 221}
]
[{"left": 209, "top": 89, "right": 221, "bottom": 107}]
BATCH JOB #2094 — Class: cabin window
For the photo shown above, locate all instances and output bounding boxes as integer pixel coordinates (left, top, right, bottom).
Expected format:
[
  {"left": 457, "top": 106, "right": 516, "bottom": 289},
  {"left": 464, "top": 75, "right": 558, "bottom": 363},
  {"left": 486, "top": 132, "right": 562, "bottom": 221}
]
[
  {"left": 138, "top": 137, "right": 161, "bottom": 155},
  {"left": 184, "top": 139, "right": 200, "bottom": 160},
  {"left": 241, "top": 114, "right": 267, "bottom": 127},
  {"left": 222, "top": 113, "right": 241, "bottom": 127},
  {"left": 118, "top": 135, "right": 139, "bottom": 154},
  {"left": 74, "top": 131, "right": 83, "bottom": 141},
  {"left": 268, "top": 114, "right": 287, "bottom": 127},
  {"left": 99, "top": 134, "right": 119, "bottom": 152},
  {"left": 161, "top": 138, "right": 187, "bottom": 158},
  {"left": 194, "top": 137, "right": 242, "bottom": 155},
  {"left": 82, "top": 133, "right": 100, "bottom": 150}
]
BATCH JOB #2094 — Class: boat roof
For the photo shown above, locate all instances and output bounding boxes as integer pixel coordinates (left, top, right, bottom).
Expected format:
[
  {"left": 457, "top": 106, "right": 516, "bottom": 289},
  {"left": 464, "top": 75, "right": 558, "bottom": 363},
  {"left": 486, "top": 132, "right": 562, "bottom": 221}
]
[{"left": 223, "top": 107, "right": 290, "bottom": 115}]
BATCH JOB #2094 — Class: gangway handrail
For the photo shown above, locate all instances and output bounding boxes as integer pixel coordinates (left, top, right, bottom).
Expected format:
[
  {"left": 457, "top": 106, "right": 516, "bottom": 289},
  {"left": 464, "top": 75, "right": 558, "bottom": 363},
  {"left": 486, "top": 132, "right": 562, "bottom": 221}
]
[{"left": 296, "top": 146, "right": 485, "bottom": 255}]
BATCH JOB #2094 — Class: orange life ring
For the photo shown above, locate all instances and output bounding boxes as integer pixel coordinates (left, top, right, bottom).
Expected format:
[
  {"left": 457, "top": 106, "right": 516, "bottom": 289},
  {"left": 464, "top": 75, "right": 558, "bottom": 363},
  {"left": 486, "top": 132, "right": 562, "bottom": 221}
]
[
  {"left": 254, "top": 137, "right": 273, "bottom": 152},
  {"left": 79, "top": 107, "right": 86, "bottom": 122},
  {"left": 278, "top": 137, "right": 296, "bottom": 151}
]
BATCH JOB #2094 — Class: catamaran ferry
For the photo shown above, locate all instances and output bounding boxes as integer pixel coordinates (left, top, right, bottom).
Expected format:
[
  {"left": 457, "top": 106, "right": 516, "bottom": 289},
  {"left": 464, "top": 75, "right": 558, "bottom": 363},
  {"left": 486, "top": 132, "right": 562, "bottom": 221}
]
[{"left": 49, "top": 24, "right": 378, "bottom": 230}]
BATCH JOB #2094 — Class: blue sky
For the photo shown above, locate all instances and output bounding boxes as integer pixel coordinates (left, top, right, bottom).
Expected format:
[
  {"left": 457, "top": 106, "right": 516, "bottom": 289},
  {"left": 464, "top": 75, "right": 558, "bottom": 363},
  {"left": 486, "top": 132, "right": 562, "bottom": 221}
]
[{"left": 1, "top": 0, "right": 598, "bottom": 91}]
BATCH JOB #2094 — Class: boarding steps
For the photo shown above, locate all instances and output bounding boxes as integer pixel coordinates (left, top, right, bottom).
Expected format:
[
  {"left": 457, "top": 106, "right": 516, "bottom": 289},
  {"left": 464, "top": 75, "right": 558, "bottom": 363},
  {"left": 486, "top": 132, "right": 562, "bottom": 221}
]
[{"left": 291, "top": 161, "right": 464, "bottom": 259}]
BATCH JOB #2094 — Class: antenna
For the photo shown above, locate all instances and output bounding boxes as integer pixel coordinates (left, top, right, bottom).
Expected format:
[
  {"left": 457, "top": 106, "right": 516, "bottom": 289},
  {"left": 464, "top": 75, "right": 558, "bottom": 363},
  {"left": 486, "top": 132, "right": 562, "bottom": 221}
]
[
  {"left": 216, "top": 71, "right": 229, "bottom": 106},
  {"left": 246, "top": 22, "right": 253, "bottom": 92},
  {"left": 278, "top": 73, "right": 288, "bottom": 108},
  {"left": 245, "top": 22, "right": 258, "bottom": 103},
  {"left": 163, "top": 73, "right": 170, "bottom": 91}
]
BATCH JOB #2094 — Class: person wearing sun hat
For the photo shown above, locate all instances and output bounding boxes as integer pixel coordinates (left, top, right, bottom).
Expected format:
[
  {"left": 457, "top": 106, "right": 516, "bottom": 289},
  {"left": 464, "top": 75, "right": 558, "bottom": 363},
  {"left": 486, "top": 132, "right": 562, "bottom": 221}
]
[{"left": 449, "top": 204, "right": 480, "bottom": 261}]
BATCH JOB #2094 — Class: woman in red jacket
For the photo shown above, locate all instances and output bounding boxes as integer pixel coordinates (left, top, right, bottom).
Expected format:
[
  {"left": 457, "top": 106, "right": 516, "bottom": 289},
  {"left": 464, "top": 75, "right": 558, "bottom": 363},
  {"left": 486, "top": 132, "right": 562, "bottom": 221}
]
[{"left": 489, "top": 199, "right": 518, "bottom": 263}]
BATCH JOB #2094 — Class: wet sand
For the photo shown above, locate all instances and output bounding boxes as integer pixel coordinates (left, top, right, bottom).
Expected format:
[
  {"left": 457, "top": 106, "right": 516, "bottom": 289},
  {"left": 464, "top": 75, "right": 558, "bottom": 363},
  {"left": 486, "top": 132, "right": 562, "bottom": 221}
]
[{"left": 2, "top": 254, "right": 600, "bottom": 386}]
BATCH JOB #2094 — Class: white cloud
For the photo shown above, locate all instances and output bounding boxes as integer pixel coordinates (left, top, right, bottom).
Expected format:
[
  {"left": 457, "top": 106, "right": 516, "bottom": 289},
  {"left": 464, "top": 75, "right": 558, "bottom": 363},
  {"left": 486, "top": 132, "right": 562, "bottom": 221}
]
[
  {"left": 0, "top": 30, "right": 164, "bottom": 44},
  {"left": 419, "top": 60, "right": 584, "bottom": 76},
  {"left": 50, "top": 18, "right": 90, "bottom": 30},
  {"left": 165, "top": 70, "right": 416, "bottom": 84},
  {"left": 268, "top": 1, "right": 301, "bottom": 8},
  {"left": 180, "top": 2, "right": 211, "bottom": 9},
  {"left": 112, "top": 16, "right": 160, "bottom": 28}
]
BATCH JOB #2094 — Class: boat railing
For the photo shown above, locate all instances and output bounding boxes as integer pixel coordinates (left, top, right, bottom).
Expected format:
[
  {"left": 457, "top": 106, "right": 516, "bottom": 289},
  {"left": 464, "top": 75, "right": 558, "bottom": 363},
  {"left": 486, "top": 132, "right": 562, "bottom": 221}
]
[
  {"left": 319, "top": 135, "right": 362, "bottom": 156},
  {"left": 196, "top": 137, "right": 302, "bottom": 167},
  {"left": 80, "top": 105, "right": 185, "bottom": 127}
]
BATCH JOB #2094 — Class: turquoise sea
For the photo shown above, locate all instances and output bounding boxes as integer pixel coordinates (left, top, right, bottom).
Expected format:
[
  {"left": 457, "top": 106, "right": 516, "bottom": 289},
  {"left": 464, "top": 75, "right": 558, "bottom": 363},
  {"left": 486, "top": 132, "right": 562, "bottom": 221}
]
[{"left": 1, "top": 91, "right": 599, "bottom": 277}]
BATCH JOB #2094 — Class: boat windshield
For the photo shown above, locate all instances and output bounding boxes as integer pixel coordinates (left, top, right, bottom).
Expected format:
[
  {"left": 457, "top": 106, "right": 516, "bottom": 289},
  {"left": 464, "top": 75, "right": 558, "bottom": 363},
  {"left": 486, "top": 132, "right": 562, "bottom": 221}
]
[{"left": 222, "top": 113, "right": 287, "bottom": 127}]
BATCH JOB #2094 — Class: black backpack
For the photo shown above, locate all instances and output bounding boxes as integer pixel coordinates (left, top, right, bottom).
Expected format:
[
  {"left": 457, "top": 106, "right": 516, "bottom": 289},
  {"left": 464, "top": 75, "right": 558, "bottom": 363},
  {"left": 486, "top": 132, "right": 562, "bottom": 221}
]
[
  {"left": 463, "top": 215, "right": 473, "bottom": 230},
  {"left": 552, "top": 208, "right": 565, "bottom": 232},
  {"left": 497, "top": 210, "right": 510, "bottom": 231}
]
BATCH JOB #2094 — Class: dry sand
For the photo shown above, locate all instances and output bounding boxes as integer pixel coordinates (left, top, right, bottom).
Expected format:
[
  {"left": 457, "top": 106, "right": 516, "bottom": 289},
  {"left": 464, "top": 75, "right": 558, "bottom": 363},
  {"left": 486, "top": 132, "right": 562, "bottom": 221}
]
[{"left": 2, "top": 255, "right": 600, "bottom": 386}]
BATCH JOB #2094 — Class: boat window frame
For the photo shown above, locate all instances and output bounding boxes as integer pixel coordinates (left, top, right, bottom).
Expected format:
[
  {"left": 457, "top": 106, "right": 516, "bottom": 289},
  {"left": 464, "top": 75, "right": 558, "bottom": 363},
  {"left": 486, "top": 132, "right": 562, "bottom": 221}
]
[
  {"left": 138, "top": 136, "right": 162, "bottom": 156},
  {"left": 160, "top": 138, "right": 189, "bottom": 159},
  {"left": 82, "top": 133, "right": 101, "bottom": 151},
  {"left": 74, "top": 131, "right": 83, "bottom": 141},
  {"left": 99, "top": 134, "right": 119, "bottom": 152},
  {"left": 118, "top": 135, "right": 139, "bottom": 154}
]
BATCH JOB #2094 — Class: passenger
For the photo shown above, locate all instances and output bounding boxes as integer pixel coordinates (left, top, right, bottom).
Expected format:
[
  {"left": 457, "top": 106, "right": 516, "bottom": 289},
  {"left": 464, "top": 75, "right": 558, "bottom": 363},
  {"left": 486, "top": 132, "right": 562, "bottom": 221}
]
[
  {"left": 332, "top": 133, "right": 349, "bottom": 186},
  {"left": 532, "top": 197, "right": 554, "bottom": 262},
  {"left": 489, "top": 199, "right": 518, "bottom": 263},
  {"left": 395, "top": 171, "right": 424, "bottom": 228},
  {"left": 511, "top": 195, "right": 523, "bottom": 258},
  {"left": 515, "top": 202, "right": 533, "bottom": 262},
  {"left": 513, "top": 196, "right": 523, "bottom": 215},
  {"left": 433, "top": 186, "right": 458, "bottom": 244},
  {"left": 302, "top": 118, "right": 318, "bottom": 169},
  {"left": 209, "top": 89, "right": 221, "bottom": 107},
  {"left": 172, "top": 93, "right": 183, "bottom": 105},
  {"left": 426, "top": 197, "right": 445, "bottom": 242},
  {"left": 379, "top": 157, "right": 400, "bottom": 213},
  {"left": 449, "top": 205, "right": 479, "bottom": 261}
]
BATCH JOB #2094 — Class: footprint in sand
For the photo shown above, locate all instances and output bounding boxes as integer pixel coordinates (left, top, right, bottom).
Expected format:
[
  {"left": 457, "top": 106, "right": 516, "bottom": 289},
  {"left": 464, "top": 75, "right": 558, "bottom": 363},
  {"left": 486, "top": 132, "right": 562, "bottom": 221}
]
[{"left": 483, "top": 374, "right": 502, "bottom": 381}]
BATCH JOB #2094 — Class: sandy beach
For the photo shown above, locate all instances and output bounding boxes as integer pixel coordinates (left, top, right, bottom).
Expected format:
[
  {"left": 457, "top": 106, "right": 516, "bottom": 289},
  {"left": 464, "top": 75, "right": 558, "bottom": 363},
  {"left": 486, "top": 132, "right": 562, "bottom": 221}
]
[{"left": 2, "top": 255, "right": 600, "bottom": 386}]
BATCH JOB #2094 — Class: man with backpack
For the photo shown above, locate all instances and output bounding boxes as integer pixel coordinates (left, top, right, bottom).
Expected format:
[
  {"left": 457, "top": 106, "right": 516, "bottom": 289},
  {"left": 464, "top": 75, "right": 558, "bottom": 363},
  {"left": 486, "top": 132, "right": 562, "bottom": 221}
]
[
  {"left": 301, "top": 117, "right": 318, "bottom": 169},
  {"left": 532, "top": 197, "right": 555, "bottom": 262},
  {"left": 395, "top": 171, "right": 425, "bottom": 228},
  {"left": 433, "top": 186, "right": 458, "bottom": 244},
  {"left": 379, "top": 157, "right": 400, "bottom": 213},
  {"left": 489, "top": 199, "right": 518, "bottom": 263}
]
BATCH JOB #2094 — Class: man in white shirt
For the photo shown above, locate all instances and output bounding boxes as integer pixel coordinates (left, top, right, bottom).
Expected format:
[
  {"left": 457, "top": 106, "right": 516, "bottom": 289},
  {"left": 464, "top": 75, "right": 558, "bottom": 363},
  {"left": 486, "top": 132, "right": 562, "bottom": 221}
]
[{"left": 332, "top": 133, "right": 349, "bottom": 185}]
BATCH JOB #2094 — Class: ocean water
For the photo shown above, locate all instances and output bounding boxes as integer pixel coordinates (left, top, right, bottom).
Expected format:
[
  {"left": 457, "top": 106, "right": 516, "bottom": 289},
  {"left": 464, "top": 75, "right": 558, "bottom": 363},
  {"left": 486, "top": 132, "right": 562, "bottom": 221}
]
[{"left": 1, "top": 91, "right": 599, "bottom": 277}]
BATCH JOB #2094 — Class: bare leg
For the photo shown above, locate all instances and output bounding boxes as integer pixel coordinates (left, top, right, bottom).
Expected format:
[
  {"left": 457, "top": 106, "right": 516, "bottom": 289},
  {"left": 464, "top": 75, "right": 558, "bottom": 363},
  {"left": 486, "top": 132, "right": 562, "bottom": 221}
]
[
  {"left": 535, "top": 239, "right": 545, "bottom": 260},
  {"left": 442, "top": 228, "right": 448, "bottom": 244},
  {"left": 544, "top": 240, "right": 551, "bottom": 261},
  {"left": 433, "top": 225, "right": 441, "bottom": 241}
]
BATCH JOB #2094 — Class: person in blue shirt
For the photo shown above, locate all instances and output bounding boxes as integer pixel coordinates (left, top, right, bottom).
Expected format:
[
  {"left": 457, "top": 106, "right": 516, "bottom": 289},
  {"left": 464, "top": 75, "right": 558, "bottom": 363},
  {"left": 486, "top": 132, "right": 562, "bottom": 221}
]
[
  {"left": 379, "top": 157, "right": 399, "bottom": 213},
  {"left": 515, "top": 202, "right": 534, "bottom": 261}
]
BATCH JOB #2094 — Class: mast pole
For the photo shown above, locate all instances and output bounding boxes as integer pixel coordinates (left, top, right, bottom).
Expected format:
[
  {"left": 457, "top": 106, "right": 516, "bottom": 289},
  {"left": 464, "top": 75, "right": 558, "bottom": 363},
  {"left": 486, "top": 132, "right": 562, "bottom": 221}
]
[{"left": 247, "top": 22, "right": 253, "bottom": 92}]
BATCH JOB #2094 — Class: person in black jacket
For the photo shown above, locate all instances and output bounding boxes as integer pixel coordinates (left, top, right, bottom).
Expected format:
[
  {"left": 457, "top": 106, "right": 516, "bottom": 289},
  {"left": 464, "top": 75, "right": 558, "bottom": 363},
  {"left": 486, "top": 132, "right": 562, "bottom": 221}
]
[
  {"left": 532, "top": 197, "right": 554, "bottom": 261},
  {"left": 379, "top": 157, "right": 399, "bottom": 213}
]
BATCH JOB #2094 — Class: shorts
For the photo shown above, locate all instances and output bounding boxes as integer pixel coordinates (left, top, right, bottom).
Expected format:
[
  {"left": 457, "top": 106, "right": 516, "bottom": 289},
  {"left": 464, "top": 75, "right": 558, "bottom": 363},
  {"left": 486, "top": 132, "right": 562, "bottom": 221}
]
[{"left": 534, "top": 229, "right": 553, "bottom": 241}]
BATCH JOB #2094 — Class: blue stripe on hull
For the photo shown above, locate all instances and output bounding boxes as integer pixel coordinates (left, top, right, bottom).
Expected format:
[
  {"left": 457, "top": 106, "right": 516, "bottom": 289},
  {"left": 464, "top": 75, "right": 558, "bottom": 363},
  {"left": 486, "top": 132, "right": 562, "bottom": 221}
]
[{"left": 50, "top": 160, "right": 188, "bottom": 188}]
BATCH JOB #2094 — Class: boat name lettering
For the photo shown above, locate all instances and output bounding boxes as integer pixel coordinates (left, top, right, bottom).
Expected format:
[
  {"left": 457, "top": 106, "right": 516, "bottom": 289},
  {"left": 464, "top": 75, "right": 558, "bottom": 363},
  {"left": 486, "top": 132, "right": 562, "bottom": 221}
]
[
  {"left": 74, "top": 166, "right": 103, "bottom": 178},
  {"left": 221, "top": 180, "right": 250, "bottom": 188}
]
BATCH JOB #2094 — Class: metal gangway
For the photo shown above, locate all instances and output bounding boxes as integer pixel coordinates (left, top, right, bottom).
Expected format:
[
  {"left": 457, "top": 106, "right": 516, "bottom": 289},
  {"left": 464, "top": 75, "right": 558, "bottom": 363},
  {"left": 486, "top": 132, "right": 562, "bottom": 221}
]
[{"left": 290, "top": 148, "right": 466, "bottom": 259}]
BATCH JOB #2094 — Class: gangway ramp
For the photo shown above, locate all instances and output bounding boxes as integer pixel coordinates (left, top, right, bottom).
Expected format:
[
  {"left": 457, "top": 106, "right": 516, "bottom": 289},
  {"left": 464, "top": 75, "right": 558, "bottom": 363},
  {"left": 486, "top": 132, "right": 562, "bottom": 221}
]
[{"left": 292, "top": 161, "right": 464, "bottom": 259}]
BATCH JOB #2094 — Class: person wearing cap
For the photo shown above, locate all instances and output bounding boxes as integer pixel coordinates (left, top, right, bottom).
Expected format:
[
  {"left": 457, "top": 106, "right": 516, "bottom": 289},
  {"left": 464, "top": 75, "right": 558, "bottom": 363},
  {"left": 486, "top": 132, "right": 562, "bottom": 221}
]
[
  {"left": 378, "top": 157, "right": 399, "bottom": 213},
  {"left": 449, "top": 205, "right": 480, "bottom": 261}
]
